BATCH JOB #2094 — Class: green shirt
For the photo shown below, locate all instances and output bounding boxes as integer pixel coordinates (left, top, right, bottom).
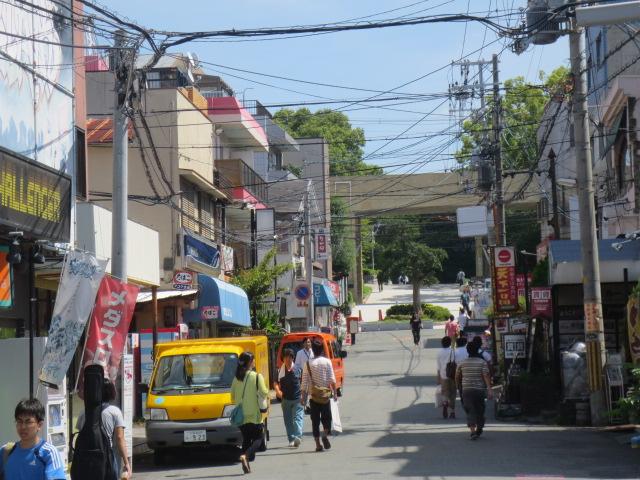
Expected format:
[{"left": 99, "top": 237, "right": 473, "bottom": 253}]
[{"left": 230, "top": 371, "right": 268, "bottom": 425}]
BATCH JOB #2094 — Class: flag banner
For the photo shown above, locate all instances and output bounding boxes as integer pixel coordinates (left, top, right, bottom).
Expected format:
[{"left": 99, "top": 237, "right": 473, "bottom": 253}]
[
  {"left": 39, "top": 251, "right": 107, "bottom": 388},
  {"left": 80, "top": 275, "right": 139, "bottom": 383}
]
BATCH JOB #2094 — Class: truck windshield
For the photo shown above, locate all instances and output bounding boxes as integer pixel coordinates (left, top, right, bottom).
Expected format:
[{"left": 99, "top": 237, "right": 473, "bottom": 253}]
[{"left": 151, "top": 353, "right": 238, "bottom": 393}]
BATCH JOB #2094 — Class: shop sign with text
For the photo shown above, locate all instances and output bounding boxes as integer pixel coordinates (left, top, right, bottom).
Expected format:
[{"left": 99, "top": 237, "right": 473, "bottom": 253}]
[
  {"left": 530, "top": 287, "right": 552, "bottom": 318},
  {"left": 0, "top": 150, "right": 71, "bottom": 241},
  {"left": 491, "top": 246, "right": 518, "bottom": 312}
]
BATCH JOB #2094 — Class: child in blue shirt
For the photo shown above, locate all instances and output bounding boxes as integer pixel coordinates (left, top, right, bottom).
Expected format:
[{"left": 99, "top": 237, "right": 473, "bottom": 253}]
[{"left": 0, "top": 398, "right": 66, "bottom": 480}]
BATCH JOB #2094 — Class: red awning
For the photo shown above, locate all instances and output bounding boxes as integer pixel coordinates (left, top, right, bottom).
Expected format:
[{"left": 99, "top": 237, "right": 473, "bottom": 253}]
[{"left": 86, "top": 118, "right": 134, "bottom": 144}]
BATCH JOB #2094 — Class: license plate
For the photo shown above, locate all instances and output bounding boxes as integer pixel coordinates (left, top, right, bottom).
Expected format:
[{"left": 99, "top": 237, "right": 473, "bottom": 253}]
[{"left": 184, "top": 430, "right": 207, "bottom": 443}]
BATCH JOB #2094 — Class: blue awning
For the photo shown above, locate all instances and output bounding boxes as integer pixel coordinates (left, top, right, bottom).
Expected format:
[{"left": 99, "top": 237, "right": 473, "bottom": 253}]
[
  {"left": 313, "top": 283, "right": 339, "bottom": 307},
  {"left": 184, "top": 230, "right": 220, "bottom": 269},
  {"left": 183, "top": 274, "right": 251, "bottom": 327}
]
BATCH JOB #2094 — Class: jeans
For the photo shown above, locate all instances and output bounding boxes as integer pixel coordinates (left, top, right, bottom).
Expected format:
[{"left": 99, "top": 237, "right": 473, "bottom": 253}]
[
  {"left": 462, "top": 389, "right": 486, "bottom": 429},
  {"left": 281, "top": 398, "right": 304, "bottom": 442},
  {"left": 239, "top": 423, "right": 263, "bottom": 462},
  {"left": 309, "top": 400, "right": 332, "bottom": 438}
]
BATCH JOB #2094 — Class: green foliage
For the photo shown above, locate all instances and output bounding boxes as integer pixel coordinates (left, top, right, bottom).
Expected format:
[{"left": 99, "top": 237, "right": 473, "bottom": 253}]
[
  {"left": 273, "top": 108, "right": 382, "bottom": 176},
  {"left": 456, "top": 66, "right": 570, "bottom": 170},
  {"left": 613, "top": 367, "right": 640, "bottom": 423},
  {"left": 331, "top": 197, "right": 355, "bottom": 277},
  {"left": 346, "top": 290, "right": 354, "bottom": 306},
  {"left": 363, "top": 285, "right": 373, "bottom": 297},
  {"left": 231, "top": 247, "right": 293, "bottom": 316},
  {"left": 255, "top": 308, "right": 285, "bottom": 336},
  {"left": 386, "top": 303, "right": 451, "bottom": 321},
  {"left": 531, "top": 257, "right": 549, "bottom": 287}
]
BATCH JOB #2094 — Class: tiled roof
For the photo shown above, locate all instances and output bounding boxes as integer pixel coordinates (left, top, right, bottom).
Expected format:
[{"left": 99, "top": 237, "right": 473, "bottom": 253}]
[{"left": 86, "top": 118, "right": 134, "bottom": 144}]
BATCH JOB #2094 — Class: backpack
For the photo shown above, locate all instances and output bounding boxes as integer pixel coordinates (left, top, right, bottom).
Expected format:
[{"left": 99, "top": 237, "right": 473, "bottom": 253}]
[
  {"left": 71, "top": 365, "right": 117, "bottom": 480},
  {"left": 445, "top": 348, "right": 457, "bottom": 380}
]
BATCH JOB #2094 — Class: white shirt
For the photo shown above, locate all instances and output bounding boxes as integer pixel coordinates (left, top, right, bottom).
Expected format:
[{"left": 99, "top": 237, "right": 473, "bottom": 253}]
[
  {"left": 301, "top": 356, "right": 336, "bottom": 393},
  {"left": 294, "top": 347, "right": 314, "bottom": 372},
  {"left": 437, "top": 348, "right": 456, "bottom": 380},
  {"left": 457, "top": 313, "right": 469, "bottom": 330},
  {"left": 455, "top": 346, "right": 469, "bottom": 363}
]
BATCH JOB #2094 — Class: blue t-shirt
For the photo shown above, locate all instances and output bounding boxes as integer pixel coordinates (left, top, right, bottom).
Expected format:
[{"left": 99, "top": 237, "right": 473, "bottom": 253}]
[{"left": 0, "top": 440, "right": 66, "bottom": 480}]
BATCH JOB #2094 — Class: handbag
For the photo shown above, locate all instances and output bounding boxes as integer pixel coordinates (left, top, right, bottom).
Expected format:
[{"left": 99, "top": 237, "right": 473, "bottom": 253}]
[
  {"left": 445, "top": 348, "right": 457, "bottom": 380},
  {"left": 306, "top": 361, "right": 332, "bottom": 405},
  {"left": 229, "top": 375, "right": 249, "bottom": 427},
  {"left": 256, "top": 372, "right": 269, "bottom": 414}
]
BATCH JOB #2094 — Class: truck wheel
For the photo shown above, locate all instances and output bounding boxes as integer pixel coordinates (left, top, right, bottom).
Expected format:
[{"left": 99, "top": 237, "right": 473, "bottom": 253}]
[
  {"left": 258, "top": 421, "right": 268, "bottom": 452},
  {"left": 153, "top": 448, "right": 166, "bottom": 466}
]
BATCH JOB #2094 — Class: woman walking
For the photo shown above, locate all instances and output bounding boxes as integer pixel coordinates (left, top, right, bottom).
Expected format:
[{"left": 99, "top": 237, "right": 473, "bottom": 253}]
[
  {"left": 301, "top": 339, "right": 337, "bottom": 452},
  {"left": 231, "top": 352, "right": 269, "bottom": 474},
  {"left": 274, "top": 348, "right": 304, "bottom": 448},
  {"left": 409, "top": 312, "right": 422, "bottom": 346},
  {"left": 455, "top": 342, "right": 493, "bottom": 440}
]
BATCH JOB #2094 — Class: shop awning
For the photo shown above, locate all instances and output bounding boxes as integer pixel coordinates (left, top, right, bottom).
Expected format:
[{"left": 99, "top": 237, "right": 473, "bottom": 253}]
[
  {"left": 183, "top": 274, "right": 250, "bottom": 327},
  {"left": 549, "top": 239, "right": 640, "bottom": 285},
  {"left": 313, "top": 283, "right": 339, "bottom": 307}
]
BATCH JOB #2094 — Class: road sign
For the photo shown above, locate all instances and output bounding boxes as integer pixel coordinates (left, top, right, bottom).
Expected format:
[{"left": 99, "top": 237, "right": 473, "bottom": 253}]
[{"left": 294, "top": 284, "right": 310, "bottom": 301}]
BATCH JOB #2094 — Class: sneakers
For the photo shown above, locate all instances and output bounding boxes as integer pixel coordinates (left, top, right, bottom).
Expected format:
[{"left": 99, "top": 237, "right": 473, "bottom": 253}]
[
  {"left": 288, "top": 441, "right": 295, "bottom": 447},
  {"left": 321, "top": 436, "right": 331, "bottom": 450},
  {"left": 293, "top": 437, "right": 301, "bottom": 448},
  {"left": 470, "top": 432, "right": 479, "bottom": 440},
  {"left": 442, "top": 404, "right": 448, "bottom": 419}
]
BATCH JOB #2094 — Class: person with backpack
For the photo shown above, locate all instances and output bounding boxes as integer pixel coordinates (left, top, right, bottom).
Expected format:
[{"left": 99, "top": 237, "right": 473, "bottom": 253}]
[
  {"left": 0, "top": 398, "right": 66, "bottom": 480},
  {"left": 76, "top": 378, "right": 131, "bottom": 479},
  {"left": 436, "top": 336, "right": 457, "bottom": 419},
  {"left": 274, "top": 348, "right": 304, "bottom": 448},
  {"left": 231, "top": 351, "right": 269, "bottom": 474}
]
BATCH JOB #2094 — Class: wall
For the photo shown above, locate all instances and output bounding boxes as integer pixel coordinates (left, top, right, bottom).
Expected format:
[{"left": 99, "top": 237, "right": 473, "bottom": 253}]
[{"left": 176, "top": 91, "right": 215, "bottom": 184}]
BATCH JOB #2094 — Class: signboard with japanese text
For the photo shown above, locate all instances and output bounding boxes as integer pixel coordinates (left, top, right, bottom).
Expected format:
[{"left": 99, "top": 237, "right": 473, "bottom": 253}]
[
  {"left": 516, "top": 273, "right": 532, "bottom": 299},
  {"left": 201, "top": 305, "right": 220, "bottom": 320},
  {"left": 120, "top": 354, "right": 134, "bottom": 459},
  {"left": 491, "top": 246, "right": 518, "bottom": 312},
  {"left": 173, "top": 270, "right": 193, "bottom": 290},
  {"left": 80, "top": 276, "right": 139, "bottom": 384},
  {"left": 315, "top": 228, "right": 329, "bottom": 261},
  {"left": 530, "top": 287, "right": 552, "bottom": 318},
  {"left": 503, "top": 333, "right": 526, "bottom": 359}
]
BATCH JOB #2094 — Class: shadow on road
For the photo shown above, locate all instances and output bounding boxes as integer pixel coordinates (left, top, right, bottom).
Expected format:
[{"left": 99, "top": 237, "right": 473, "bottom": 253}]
[
  {"left": 389, "top": 375, "right": 439, "bottom": 387},
  {"left": 134, "top": 446, "right": 240, "bottom": 474}
]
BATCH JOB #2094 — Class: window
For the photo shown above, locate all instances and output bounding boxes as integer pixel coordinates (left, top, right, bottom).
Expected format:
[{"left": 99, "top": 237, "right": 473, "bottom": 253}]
[
  {"left": 151, "top": 353, "right": 239, "bottom": 393},
  {"left": 199, "top": 193, "right": 215, "bottom": 240},
  {"left": 595, "top": 33, "right": 602, "bottom": 67},
  {"left": 75, "top": 128, "right": 87, "bottom": 199},
  {"left": 180, "top": 178, "right": 198, "bottom": 232}
]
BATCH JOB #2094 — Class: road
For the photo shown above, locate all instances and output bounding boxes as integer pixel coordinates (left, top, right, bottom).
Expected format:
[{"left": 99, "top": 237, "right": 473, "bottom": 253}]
[
  {"left": 132, "top": 329, "right": 639, "bottom": 479},
  {"left": 355, "top": 282, "right": 463, "bottom": 323}
]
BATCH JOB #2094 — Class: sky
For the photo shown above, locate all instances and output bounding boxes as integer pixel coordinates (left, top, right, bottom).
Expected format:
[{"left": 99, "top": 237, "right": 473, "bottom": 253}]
[{"left": 100, "top": 0, "right": 570, "bottom": 173}]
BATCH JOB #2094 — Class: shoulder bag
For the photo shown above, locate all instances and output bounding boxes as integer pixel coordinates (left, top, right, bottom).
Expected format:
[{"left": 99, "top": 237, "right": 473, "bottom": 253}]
[
  {"left": 445, "top": 347, "right": 457, "bottom": 380},
  {"left": 306, "top": 361, "right": 332, "bottom": 405},
  {"left": 229, "top": 375, "right": 249, "bottom": 427}
]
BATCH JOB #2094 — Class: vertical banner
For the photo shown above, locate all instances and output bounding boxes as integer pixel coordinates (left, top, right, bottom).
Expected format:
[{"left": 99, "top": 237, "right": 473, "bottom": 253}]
[
  {"left": 627, "top": 295, "right": 640, "bottom": 364},
  {"left": 81, "top": 276, "right": 139, "bottom": 382},
  {"left": 39, "top": 251, "right": 107, "bottom": 388},
  {"left": 121, "top": 353, "right": 134, "bottom": 460},
  {"left": 315, "top": 228, "right": 329, "bottom": 261},
  {"left": 0, "top": 246, "right": 12, "bottom": 307},
  {"left": 530, "top": 287, "right": 553, "bottom": 318},
  {"left": 491, "top": 246, "right": 518, "bottom": 312}
]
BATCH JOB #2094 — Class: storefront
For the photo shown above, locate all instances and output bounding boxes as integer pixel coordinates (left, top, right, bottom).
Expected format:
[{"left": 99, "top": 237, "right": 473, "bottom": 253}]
[{"left": 182, "top": 273, "right": 251, "bottom": 337}]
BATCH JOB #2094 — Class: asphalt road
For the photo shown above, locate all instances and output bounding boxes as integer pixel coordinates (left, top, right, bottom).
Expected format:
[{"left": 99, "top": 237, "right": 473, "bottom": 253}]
[{"left": 132, "top": 329, "right": 639, "bottom": 479}]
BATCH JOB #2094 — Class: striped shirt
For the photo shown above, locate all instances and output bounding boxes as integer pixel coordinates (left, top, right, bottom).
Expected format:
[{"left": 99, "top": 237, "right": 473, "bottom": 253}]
[
  {"left": 301, "top": 356, "right": 336, "bottom": 395},
  {"left": 456, "top": 357, "right": 489, "bottom": 391}
]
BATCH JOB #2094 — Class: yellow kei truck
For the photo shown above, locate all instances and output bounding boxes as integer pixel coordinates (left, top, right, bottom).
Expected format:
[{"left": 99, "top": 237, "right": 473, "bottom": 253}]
[{"left": 144, "top": 336, "right": 269, "bottom": 464}]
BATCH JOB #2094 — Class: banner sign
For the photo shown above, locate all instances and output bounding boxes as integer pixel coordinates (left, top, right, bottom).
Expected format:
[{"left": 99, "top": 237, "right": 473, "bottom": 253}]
[
  {"left": 516, "top": 273, "right": 532, "bottom": 299},
  {"left": 503, "top": 333, "right": 526, "bottom": 359},
  {"left": 81, "top": 276, "right": 139, "bottom": 382},
  {"left": 530, "top": 287, "right": 552, "bottom": 318},
  {"left": 0, "top": 246, "right": 12, "bottom": 307},
  {"left": 39, "top": 251, "right": 107, "bottom": 388},
  {"left": 184, "top": 230, "right": 220, "bottom": 269},
  {"left": 627, "top": 295, "right": 640, "bottom": 364},
  {"left": 0, "top": 150, "right": 71, "bottom": 241},
  {"left": 220, "top": 244, "right": 234, "bottom": 272},
  {"left": 491, "top": 246, "right": 518, "bottom": 312},
  {"left": 315, "top": 228, "right": 329, "bottom": 261}
]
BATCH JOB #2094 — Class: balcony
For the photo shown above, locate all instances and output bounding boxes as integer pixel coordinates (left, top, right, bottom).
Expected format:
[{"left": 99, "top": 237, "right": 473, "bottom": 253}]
[
  {"left": 243, "top": 100, "right": 299, "bottom": 152},
  {"left": 205, "top": 96, "right": 269, "bottom": 151},
  {"left": 216, "top": 158, "right": 268, "bottom": 208}
]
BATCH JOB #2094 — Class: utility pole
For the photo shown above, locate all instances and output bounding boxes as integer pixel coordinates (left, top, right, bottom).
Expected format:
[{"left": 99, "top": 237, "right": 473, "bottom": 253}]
[
  {"left": 354, "top": 218, "right": 363, "bottom": 304},
  {"left": 548, "top": 150, "right": 561, "bottom": 239},
  {"left": 112, "top": 30, "right": 129, "bottom": 282},
  {"left": 492, "top": 53, "right": 506, "bottom": 246},
  {"left": 304, "top": 181, "right": 315, "bottom": 328},
  {"left": 569, "top": 15, "right": 606, "bottom": 424}
]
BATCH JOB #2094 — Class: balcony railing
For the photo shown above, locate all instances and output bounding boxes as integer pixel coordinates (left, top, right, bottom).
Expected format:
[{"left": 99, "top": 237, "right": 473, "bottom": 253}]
[
  {"left": 241, "top": 100, "right": 272, "bottom": 119},
  {"left": 216, "top": 159, "right": 268, "bottom": 204}
]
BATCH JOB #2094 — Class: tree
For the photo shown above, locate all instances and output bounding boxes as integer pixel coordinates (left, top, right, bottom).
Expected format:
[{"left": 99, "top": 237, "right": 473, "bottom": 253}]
[
  {"left": 375, "top": 218, "right": 447, "bottom": 314},
  {"left": 273, "top": 108, "right": 382, "bottom": 176},
  {"left": 231, "top": 248, "right": 293, "bottom": 329},
  {"left": 456, "top": 66, "right": 570, "bottom": 170},
  {"left": 330, "top": 197, "right": 355, "bottom": 277}
]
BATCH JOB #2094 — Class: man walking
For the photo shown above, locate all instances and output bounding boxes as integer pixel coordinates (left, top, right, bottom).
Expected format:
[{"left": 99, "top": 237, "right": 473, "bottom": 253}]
[
  {"left": 294, "top": 337, "right": 314, "bottom": 373},
  {"left": 456, "top": 342, "right": 493, "bottom": 440},
  {"left": 456, "top": 270, "right": 466, "bottom": 286},
  {"left": 457, "top": 308, "right": 469, "bottom": 336},
  {"left": 409, "top": 312, "right": 422, "bottom": 346},
  {"left": 437, "top": 337, "right": 457, "bottom": 419},
  {"left": 275, "top": 348, "right": 304, "bottom": 448}
]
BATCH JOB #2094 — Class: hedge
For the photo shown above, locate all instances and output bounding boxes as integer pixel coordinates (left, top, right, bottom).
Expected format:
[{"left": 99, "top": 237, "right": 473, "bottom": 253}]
[{"left": 386, "top": 303, "right": 451, "bottom": 321}]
